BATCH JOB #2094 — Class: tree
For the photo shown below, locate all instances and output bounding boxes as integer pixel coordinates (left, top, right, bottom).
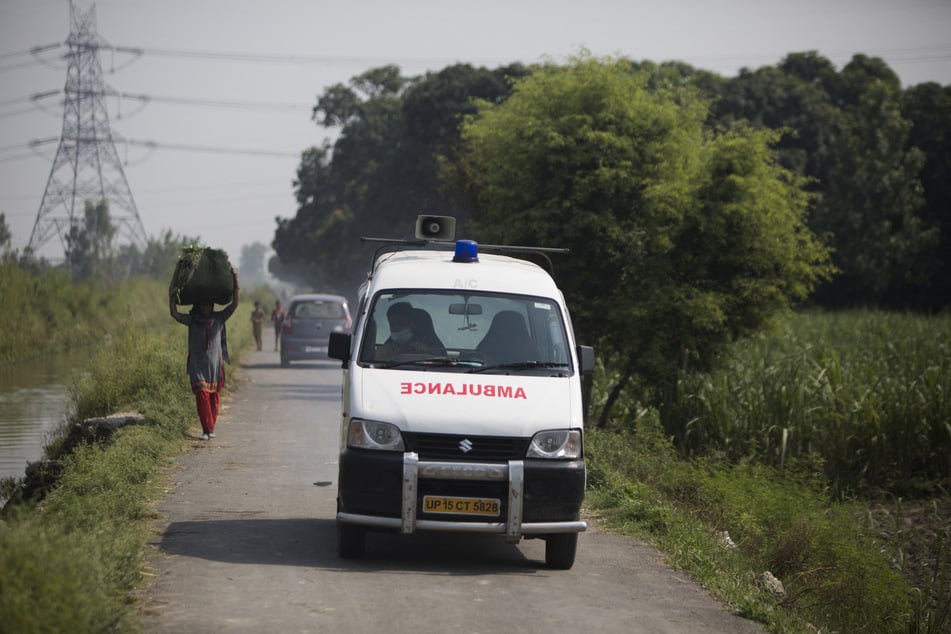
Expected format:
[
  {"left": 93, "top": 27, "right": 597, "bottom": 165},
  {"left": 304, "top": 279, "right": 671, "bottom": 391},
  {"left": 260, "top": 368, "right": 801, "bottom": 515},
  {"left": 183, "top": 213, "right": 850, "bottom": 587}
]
[
  {"left": 273, "top": 66, "right": 414, "bottom": 294},
  {"left": 711, "top": 53, "right": 842, "bottom": 179},
  {"left": 272, "top": 143, "right": 341, "bottom": 290},
  {"left": 448, "top": 55, "right": 832, "bottom": 428},
  {"left": 711, "top": 52, "right": 940, "bottom": 308},
  {"left": 118, "top": 229, "right": 201, "bottom": 280},
  {"left": 239, "top": 242, "right": 269, "bottom": 283},
  {"left": 812, "top": 56, "right": 937, "bottom": 306},
  {"left": 0, "top": 213, "right": 11, "bottom": 256},
  {"left": 272, "top": 64, "right": 527, "bottom": 296},
  {"left": 903, "top": 82, "right": 951, "bottom": 309},
  {"left": 65, "top": 200, "right": 116, "bottom": 282}
]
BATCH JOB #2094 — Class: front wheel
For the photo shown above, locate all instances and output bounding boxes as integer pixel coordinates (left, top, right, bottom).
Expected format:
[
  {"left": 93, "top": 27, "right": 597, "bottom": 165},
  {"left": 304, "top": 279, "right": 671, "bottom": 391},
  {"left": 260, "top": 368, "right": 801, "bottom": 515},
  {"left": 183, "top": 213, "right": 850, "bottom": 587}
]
[
  {"left": 337, "top": 521, "right": 365, "bottom": 559},
  {"left": 545, "top": 533, "right": 578, "bottom": 569}
]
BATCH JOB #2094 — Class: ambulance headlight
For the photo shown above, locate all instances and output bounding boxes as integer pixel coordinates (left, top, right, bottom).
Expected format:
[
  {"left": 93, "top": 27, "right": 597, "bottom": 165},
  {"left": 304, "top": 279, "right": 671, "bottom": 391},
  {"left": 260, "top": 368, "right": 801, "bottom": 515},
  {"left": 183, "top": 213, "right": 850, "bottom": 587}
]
[
  {"left": 527, "top": 429, "right": 582, "bottom": 459},
  {"left": 347, "top": 419, "right": 405, "bottom": 451}
]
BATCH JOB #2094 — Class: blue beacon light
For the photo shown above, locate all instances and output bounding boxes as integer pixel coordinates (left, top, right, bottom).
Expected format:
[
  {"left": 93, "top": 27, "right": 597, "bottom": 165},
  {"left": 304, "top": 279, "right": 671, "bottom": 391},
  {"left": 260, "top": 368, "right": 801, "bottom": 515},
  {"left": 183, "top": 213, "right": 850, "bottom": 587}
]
[{"left": 453, "top": 240, "right": 479, "bottom": 263}]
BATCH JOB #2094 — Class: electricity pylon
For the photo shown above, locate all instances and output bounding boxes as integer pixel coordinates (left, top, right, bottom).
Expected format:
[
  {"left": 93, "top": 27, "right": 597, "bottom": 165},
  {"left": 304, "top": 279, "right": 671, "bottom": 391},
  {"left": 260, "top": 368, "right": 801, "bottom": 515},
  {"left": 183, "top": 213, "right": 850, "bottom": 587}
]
[{"left": 28, "top": 1, "right": 146, "bottom": 259}]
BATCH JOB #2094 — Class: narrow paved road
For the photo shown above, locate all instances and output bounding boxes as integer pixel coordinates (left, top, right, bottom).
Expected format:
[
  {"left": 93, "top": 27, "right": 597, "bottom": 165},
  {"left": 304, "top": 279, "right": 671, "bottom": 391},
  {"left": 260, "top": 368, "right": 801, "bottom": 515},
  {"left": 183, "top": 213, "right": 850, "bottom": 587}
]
[{"left": 143, "top": 350, "right": 764, "bottom": 633}]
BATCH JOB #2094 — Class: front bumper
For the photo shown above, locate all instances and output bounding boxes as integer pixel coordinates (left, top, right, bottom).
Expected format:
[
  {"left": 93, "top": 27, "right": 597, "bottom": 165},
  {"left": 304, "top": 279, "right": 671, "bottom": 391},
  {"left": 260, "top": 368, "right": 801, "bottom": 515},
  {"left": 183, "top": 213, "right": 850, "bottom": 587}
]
[{"left": 337, "top": 449, "right": 586, "bottom": 541}]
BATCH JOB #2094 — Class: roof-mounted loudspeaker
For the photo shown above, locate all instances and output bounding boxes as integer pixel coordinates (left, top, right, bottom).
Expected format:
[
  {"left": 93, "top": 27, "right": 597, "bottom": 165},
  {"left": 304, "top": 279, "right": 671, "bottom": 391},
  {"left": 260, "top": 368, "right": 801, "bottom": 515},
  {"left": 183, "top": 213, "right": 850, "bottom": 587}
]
[{"left": 415, "top": 215, "right": 456, "bottom": 241}]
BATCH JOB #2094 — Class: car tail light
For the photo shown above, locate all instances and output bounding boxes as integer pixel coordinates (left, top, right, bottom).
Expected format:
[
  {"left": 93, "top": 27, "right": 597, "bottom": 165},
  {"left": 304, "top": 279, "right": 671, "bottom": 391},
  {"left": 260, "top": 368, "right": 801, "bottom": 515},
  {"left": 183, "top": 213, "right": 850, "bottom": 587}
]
[{"left": 282, "top": 318, "right": 293, "bottom": 334}]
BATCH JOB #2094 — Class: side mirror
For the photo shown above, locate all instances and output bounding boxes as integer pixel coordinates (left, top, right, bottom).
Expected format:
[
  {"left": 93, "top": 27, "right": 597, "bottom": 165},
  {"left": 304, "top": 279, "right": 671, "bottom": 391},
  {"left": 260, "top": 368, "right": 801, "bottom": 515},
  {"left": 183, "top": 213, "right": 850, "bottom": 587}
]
[
  {"left": 328, "top": 331, "right": 352, "bottom": 364},
  {"left": 577, "top": 345, "right": 595, "bottom": 424},
  {"left": 577, "top": 345, "right": 595, "bottom": 374}
]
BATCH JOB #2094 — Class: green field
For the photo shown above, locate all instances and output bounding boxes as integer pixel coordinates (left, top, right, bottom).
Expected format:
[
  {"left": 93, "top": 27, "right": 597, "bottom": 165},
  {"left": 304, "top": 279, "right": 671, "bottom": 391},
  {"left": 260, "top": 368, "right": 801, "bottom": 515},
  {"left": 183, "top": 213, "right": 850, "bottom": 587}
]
[
  {"left": 666, "top": 310, "right": 951, "bottom": 498},
  {"left": 588, "top": 309, "right": 951, "bottom": 633}
]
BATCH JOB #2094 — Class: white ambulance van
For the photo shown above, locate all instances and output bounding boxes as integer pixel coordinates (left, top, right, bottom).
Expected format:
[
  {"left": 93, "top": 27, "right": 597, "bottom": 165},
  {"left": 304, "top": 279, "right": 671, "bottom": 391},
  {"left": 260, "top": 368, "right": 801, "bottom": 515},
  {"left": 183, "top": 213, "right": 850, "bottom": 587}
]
[{"left": 328, "top": 216, "right": 595, "bottom": 569}]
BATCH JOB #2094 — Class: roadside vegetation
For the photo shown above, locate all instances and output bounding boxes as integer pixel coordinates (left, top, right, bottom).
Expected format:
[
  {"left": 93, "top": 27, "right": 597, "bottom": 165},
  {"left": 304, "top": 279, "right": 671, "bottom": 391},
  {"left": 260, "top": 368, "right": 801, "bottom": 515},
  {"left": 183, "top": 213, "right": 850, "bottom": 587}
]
[
  {"left": 0, "top": 275, "right": 258, "bottom": 633},
  {"left": 0, "top": 259, "right": 163, "bottom": 364},
  {"left": 587, "top": 309, "right": 951, "bottom": 633}
]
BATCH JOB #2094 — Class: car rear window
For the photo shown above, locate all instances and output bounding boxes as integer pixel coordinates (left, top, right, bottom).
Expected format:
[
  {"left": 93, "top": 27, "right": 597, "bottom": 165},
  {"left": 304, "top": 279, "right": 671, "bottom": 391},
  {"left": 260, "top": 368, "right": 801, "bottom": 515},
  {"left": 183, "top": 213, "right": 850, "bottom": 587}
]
[{"left": 292, "top": 300, "right": 346, "bottom": 319}]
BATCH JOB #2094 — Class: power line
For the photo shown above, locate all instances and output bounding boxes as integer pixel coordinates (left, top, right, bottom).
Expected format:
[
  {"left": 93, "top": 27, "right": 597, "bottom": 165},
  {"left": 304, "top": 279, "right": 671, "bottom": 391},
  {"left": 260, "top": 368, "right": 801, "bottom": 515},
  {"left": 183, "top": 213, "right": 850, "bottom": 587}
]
[
  {"left": 2, "top": 180, "right": 292, "bottom": 202},
  {"left": 136, "top": 179, "right": 291, "bottom": 194},
  {"left": 0, "top": 47, "right": 38, "bottom": 60},
  {"left": 110, "top": 44, "right": 476, "bottom": 68},
  {"left": 139, "top": 192, "right": 291, "bottom": 206},
  {"left": 0, "top": 59, "right": 46, "bottom": 73},
  {"left": 0, "top": 43, "right": 64, "bottom": 73},
  {"left": 5, "top": 135, "right": 303, "bottom": 162},
  {"left": 29, "top": 43, "right": 62, "bottom": 56},
  {"left": 27, "top": 88, "right": 312, "bottom": 112},
  {"left": 5, "top": 37, "right": 951, "bottom": 71},
  {"left": 122, "top": 92, "right": 312, "bottom": 111},
  {"left": 0, "top": 96, "right": 33, "bottom": 108},
  {"left": 3, "top": 89, "right": 311, "bottom": 124},
  {"left": 0, "top": 141, "right": 33, "bottom": 153},
  {"left": 0, "top": 152, "right": 37, "bottom": 164},
  {"left": 124, "top": 139, "right": 299, "bottom": 158},
  {"left": 0, "top": 45, "right": 53, "bottom": 69},
  {"left": 3, "top": 39, "right": 483, "bottom": 68},
  {"left": 0, "top": 107, "right": 43, "bottom": 120},
  {"left": 49, "top": 41, "right": 951, "bottom": 69}
]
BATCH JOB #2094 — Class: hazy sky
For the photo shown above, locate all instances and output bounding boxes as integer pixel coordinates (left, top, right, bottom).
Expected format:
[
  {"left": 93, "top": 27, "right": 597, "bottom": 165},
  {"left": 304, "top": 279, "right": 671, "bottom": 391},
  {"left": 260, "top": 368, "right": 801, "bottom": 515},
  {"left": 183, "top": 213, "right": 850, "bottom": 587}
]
[{"left": 1, "top": 0, "right": 950, "bottom": 271}]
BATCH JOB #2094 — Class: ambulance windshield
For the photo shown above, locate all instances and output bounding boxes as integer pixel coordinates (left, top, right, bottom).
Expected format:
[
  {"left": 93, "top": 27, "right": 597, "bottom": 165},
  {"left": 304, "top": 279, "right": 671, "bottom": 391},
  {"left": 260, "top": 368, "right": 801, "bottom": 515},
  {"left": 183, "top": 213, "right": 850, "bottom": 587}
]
[{"left": 358, "top": 291, "right": 571, "bottom": 374}]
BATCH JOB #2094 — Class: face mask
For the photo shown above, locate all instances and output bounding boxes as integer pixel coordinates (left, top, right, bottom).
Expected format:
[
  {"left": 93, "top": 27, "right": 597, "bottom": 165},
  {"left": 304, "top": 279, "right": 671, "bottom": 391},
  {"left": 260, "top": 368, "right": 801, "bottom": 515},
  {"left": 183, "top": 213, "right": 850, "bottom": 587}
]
[{"left": 391, "top": 328, "right": 412, "bottom": 344}]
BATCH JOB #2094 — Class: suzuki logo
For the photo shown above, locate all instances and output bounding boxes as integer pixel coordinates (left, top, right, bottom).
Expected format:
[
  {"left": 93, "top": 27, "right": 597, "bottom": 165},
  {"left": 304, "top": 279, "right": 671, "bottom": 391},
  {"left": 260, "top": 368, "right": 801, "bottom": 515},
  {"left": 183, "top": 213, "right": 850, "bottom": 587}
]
[{"left": 459, "top": 439, "right": 473, "bottom": 453}]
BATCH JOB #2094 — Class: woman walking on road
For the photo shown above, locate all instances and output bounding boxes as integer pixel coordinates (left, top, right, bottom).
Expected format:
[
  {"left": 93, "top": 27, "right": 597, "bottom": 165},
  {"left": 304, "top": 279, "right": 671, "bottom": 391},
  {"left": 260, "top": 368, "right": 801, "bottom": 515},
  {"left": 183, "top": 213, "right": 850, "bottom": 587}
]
[{"left": 169, "top": 267, "right": 240, "bottom": 440}]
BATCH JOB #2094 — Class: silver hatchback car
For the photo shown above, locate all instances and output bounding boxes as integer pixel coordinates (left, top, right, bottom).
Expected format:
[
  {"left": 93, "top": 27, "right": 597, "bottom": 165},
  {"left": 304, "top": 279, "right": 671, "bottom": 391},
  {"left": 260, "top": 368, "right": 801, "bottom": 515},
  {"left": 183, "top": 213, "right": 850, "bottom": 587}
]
[{"left": 280, "top": 294, "right": 352, "bottom": 367}]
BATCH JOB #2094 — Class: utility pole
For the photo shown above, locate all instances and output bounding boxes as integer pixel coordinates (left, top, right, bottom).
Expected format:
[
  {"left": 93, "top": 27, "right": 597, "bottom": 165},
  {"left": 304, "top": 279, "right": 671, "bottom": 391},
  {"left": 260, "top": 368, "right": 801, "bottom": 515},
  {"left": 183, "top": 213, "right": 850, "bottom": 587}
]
[{"left": 28, "top": 1, "right": 146, "bottom": 260}]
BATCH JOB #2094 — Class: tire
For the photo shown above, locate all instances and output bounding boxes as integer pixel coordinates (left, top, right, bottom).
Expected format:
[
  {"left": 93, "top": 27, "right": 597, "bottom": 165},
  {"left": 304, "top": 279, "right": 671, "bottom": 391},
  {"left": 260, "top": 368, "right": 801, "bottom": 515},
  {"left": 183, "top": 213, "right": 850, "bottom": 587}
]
[
  {"left": 545, "top": 533, "right": 578, "bottom": 569},
  {"left": 337, "top": 521, "right": 365, "bottom": 559}
]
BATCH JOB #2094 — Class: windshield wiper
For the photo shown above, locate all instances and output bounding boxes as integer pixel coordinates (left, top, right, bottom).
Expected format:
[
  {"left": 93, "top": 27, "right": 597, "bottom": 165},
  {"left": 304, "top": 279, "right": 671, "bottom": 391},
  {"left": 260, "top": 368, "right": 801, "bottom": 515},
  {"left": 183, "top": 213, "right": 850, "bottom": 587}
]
[
  {"left": 375, "top": 357, "right": 460, "bottom": 369},
  {"left": 470, "top": 361, "right": 569, "bottom": 374}
]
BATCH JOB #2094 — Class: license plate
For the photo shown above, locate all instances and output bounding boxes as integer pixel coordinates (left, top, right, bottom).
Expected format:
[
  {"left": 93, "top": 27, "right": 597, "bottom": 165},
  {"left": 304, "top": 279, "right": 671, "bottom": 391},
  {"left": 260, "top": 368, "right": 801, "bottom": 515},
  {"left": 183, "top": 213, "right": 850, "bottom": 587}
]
[
  {"left": 304, "top": 346, "right": 326, "bottom": 353},
  {"left": 422, "top": 496, "right": 500, "bottom": 516}
]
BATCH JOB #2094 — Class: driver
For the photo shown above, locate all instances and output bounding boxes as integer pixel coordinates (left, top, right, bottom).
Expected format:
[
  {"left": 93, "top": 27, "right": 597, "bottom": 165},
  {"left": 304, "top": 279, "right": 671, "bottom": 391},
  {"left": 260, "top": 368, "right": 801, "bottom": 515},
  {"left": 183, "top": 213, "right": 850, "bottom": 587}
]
[{"left": 378, "top": 302, "right": 440, "bottom": 360}]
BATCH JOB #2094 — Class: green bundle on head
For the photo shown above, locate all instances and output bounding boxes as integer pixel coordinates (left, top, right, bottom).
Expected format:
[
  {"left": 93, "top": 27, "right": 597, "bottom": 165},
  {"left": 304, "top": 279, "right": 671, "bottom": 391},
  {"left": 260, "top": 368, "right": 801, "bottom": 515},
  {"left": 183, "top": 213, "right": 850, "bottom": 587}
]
[{"left": 169, "top": 246, "right": 234, "bottom": 305}]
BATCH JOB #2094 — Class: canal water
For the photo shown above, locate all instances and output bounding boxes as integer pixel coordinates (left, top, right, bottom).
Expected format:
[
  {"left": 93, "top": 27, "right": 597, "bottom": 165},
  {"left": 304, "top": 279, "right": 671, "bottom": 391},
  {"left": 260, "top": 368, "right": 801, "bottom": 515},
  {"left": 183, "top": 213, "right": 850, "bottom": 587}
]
[{"left": 0, "top": 352, "right": 87, "bottom": 481}]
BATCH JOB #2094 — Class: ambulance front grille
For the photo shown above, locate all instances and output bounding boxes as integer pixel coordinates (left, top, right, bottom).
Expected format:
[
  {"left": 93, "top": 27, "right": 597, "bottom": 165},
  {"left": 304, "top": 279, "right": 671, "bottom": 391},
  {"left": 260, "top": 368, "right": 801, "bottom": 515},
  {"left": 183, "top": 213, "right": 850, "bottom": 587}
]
[{"left": 403, "top": 433, "right": 529, "bottom": 462}]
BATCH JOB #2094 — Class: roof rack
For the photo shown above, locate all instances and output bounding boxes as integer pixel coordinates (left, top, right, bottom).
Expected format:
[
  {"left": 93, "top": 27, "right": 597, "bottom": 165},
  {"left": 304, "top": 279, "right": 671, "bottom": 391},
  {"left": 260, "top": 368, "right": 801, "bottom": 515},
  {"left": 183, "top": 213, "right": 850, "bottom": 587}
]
[
  {"left": 359, "top": 236, "right": 568, "bottom": 276},
  {"left": 359, "top": 215, "right": 568, "bottom": 276}
]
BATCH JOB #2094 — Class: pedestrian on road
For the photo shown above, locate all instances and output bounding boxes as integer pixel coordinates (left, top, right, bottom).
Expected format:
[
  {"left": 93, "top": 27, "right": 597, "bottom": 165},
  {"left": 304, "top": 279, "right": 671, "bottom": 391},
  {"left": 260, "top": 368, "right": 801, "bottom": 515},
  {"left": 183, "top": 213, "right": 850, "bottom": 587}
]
[
  {"left": 169, "top": 267, "right": 240, "bottom": 440},
  {"left": 251, "top": 300, "right": 266, "bottom": 351},
  {"left": 270, "top": 299, "right": 286, "bottom": 351}
]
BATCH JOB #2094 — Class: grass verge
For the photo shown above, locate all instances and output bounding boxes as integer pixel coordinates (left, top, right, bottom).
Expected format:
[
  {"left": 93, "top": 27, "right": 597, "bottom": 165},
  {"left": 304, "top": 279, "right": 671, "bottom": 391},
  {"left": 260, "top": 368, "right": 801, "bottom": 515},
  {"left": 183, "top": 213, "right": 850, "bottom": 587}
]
[
  {"left": 586, "top": 415, "right": 945, "bottom": 633},
  {"left": 0, "top": 298, "right": 255, "bottom": 633}
]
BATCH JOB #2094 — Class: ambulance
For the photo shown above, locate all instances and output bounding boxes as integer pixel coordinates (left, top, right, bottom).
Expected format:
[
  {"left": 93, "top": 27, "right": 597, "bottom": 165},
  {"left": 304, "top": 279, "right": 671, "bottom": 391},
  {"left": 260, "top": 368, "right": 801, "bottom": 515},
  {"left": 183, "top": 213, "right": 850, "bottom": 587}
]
[{"left": 328, "top": 216, "right": 595, "bottom": 569}]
